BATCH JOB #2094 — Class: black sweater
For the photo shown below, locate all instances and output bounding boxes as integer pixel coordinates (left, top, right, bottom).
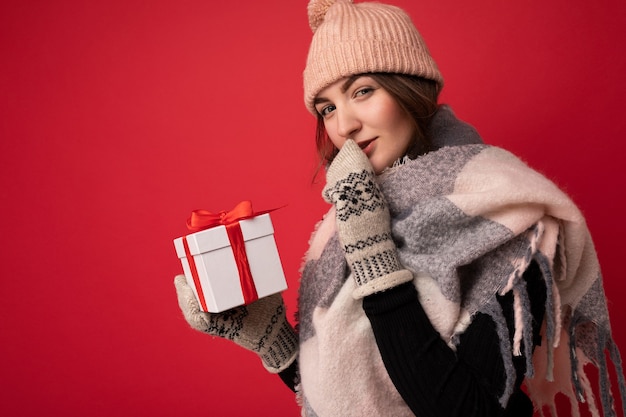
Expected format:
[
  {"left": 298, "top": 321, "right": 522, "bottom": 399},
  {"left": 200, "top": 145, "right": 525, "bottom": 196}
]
[{"left": 280, "top": 261, "right": 546, "bottom": 417}]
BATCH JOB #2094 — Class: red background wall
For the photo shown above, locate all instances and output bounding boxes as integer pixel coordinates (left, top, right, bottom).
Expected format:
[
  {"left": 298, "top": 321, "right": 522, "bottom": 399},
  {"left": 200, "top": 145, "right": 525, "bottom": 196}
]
[{"left": 1, "top": 0, "right": 625, "bottom": 416}]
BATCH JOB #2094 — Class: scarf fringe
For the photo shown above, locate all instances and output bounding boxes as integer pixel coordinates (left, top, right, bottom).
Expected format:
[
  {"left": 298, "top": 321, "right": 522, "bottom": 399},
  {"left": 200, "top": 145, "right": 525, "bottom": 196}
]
[
  {"left": 482, "top": 299, "right": 517, "bottom": 408},
  {"left": 525, "top": 300, "right": 626, "bottom": 417},
  {"left": 495, "top": 222, "right": 626, "bottom": 416},
  {"left": 534, "top": 249, "right": 560, "bottom": 381},
  {"left": 610, "top": 337, "right": 626, "bottom": 415},
  {"left": 517, "top": 280, "right": 535, "bottom": 378}
]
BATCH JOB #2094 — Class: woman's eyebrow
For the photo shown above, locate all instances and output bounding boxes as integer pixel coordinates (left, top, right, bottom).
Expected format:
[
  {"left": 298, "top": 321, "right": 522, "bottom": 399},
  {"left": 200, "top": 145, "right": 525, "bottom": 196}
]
[
  {"left": 341, "top": 75, "right": 361, "bottom": 93},
  {"left": 313, "top": 96, "right": 330, "bottom": 106}
]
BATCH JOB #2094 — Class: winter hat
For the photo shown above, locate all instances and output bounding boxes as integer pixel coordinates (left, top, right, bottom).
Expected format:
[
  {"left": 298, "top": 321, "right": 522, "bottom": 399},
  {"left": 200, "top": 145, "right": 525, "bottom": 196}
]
[{"left": 303, "top": 0, "right": 444, "bottom": 115}]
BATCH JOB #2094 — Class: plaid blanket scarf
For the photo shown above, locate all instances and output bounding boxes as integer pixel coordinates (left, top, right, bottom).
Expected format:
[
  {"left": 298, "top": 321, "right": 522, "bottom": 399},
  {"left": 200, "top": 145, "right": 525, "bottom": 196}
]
[{"left": 297, "top": 107, "right": 625, "bottom": 416}]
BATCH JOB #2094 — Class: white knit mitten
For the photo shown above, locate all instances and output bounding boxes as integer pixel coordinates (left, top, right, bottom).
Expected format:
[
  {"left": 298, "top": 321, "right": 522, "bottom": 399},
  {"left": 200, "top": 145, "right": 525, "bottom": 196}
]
[
  {"left": 174, "top": 275, "right": 298, "bottom": 373},
  {"left": 323, "top": 139, "right": 413, "bottom": 298}
]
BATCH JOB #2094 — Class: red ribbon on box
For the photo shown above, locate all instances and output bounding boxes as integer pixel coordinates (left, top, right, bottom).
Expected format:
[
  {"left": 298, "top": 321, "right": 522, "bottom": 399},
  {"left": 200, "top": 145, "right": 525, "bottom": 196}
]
[{"left": 182, "top": 201, "right": 277, "bottom": 311}]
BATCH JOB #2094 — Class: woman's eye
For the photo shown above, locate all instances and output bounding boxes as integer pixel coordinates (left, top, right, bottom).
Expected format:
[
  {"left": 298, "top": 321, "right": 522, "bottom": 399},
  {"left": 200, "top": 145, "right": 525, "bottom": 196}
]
[
  {"left": 319, "top": 104, "right": 336, "bottom": 117},
  {"left": 355, "top": 87, "right": 373, "bottom": 97}
]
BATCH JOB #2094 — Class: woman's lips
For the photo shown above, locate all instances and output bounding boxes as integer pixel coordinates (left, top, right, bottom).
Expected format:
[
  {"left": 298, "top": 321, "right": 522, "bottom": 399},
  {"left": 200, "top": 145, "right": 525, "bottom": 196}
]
[{"left": 358, "top": 138, "right": 376, "bottom": 156}]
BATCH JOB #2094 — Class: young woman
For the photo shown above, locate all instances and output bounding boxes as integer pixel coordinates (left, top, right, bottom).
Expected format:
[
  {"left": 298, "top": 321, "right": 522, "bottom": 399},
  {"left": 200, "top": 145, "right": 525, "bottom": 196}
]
[{"left": 174, "top": 1, "right": 626, "bottom": 416}]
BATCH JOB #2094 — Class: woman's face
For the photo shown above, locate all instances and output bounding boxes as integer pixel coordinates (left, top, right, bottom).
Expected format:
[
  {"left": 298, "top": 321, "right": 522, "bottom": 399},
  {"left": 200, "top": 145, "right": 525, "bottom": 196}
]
[{"left": 314, "top": 75, "right": 415, "bottom": 174}]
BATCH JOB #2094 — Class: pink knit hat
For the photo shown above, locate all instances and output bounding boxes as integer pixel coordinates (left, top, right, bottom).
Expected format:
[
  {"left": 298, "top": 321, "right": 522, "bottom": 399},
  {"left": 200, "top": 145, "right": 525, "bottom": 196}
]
[{"left": 303, "top": 0, "right": 444, "bottom": 115}]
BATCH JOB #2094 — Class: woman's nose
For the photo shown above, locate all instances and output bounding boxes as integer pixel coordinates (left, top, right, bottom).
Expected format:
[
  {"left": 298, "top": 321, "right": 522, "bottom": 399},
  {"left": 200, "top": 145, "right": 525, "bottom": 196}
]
[{"left": 336, "top": 107, "right": 361, "bottom": 139}]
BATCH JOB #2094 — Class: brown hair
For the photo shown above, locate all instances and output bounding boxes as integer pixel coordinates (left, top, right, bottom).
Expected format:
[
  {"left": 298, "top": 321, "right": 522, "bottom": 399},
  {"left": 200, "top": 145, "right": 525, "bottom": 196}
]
[{"left": 314, "top": 73, "right": 440, "bottom": 176}]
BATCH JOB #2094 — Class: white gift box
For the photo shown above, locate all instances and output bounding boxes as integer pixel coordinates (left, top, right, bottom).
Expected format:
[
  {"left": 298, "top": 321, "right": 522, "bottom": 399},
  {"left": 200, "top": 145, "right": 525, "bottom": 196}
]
[{"left": 173, "top": 213, "right": 287, "bottom": 313}]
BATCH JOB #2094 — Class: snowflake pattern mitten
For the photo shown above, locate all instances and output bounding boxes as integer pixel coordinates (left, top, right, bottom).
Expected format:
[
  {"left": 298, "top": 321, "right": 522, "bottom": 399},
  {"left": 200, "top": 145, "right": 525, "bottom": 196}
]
[{"left": 323, "top": 139, "right": 413, "bottom": 298}]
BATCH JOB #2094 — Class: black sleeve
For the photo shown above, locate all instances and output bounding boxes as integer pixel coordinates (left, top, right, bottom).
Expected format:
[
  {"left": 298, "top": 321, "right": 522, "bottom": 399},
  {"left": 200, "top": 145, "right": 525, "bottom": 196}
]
[{"left": 362, "top": 263, "right": 545, "bottom": 417}]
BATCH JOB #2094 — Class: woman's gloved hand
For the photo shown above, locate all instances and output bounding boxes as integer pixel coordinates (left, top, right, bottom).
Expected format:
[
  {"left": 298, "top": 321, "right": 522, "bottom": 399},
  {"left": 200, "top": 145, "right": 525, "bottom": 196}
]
[
  {"left": 322, "top": 139, "right": 413, "bottom": 298},
  {"left": 174, "top": 275, "right": 298, "bottom": 373}
]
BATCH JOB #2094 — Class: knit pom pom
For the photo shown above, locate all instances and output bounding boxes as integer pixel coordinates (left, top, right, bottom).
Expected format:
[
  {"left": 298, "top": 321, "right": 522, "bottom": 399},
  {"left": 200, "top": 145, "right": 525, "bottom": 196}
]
[{"left": 308, "top": 0, "right": 348, "bottom": 32}]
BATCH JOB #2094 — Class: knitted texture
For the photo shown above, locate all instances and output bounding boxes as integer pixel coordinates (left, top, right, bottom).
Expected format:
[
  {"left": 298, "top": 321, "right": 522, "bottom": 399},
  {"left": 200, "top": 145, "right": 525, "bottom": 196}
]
[
  {"left": 174, "top": 275, "right": 298, "bottom": 373},
  {"left": 322, "top": 139, "right": 413, "bottom": 298},
  {"left": 303, "top": 0, "right": 443, "bottom": 114}
]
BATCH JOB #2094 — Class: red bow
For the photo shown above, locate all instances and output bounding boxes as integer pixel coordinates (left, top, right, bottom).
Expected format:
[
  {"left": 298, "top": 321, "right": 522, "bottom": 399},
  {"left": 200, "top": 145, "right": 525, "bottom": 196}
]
[{"left": 186, "top": 200, "right": 260, "bottom": 232}]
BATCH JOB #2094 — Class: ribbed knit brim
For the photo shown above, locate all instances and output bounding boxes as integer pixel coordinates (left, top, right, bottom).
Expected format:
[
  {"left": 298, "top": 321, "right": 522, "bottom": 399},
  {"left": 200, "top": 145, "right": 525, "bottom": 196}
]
[{"left": 303, "top": 0, "right": 443, "bottom": 115}]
